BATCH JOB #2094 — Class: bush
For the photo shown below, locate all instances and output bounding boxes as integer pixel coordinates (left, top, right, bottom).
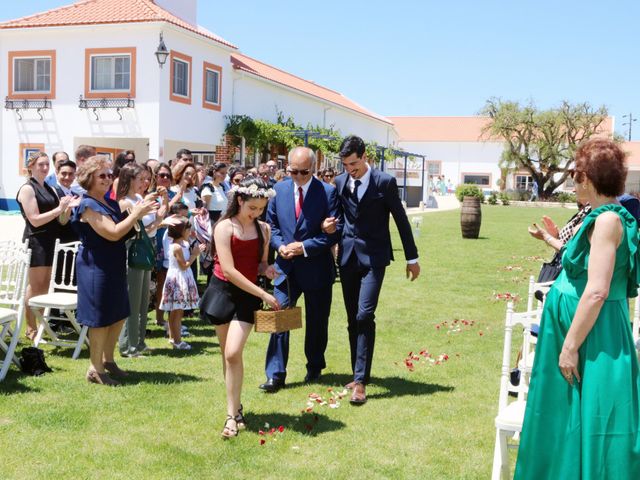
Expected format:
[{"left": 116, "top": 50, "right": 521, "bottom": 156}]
[
  {"left": 455, "top": 184, "right": 484, "bottom": 203},
  {"left": 498, "top": 192, "right": 510, "bottom": 206},
  {"left": 554, "top": 191, "right": 577, "bottom": 204},
  {"left": 487, "top": 191, "right": 498, "bottom": 205}
]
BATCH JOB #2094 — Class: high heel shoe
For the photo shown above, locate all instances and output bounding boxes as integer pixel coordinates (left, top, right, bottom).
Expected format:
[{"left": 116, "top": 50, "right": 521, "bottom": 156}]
[
  {"left": 221, "top": 415, "right": 238, "bottom": 439},
  {"left": 235, "top": 404, "right": 246, "bottom": 430}
]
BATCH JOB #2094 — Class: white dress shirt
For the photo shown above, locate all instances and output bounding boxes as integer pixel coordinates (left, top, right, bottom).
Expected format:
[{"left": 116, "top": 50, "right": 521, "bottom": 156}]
[{"left": 293, "top": 176, "right": 313, "bottom": 257}]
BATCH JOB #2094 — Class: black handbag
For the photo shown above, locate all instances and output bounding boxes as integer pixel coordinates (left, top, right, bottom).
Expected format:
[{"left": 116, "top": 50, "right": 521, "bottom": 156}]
[
  {"left": 537, "top": 250, "right": 563, "bottom": 283},
  {"left": 128, "top": 220, "right": 155, "bottom": 271}
]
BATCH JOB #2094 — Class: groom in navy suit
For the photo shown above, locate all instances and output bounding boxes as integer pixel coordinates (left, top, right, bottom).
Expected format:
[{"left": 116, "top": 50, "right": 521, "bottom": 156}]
[
  {"left": 325, "top": 135, "right": 420, "bottom": 404},
  {"left": 259, "top": 147, "right": 339, "bottom": 392}
]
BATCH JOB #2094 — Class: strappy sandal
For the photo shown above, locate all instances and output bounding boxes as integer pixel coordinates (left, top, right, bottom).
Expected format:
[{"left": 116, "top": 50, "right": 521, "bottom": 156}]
[
  {"left": 235, "top": 404, "right": 246, "bottom": 430},
  {"left": 221, "top": 415, "right": 238, "bottom": 439}
]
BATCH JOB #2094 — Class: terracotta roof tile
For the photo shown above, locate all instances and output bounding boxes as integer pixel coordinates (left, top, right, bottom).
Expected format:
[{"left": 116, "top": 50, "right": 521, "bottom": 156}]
[
  {"left": 231, "top": 53, "right": 392, "bottom": 126},
  {"left": 389, "top": 116, "right": 615, "bottom": 143},
  {"left": 0, "top": 0, "right": 236, "bottom": 49}
]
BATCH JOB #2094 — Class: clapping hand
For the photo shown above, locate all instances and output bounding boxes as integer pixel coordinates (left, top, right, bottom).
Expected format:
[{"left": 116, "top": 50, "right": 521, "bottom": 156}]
[
  {"left": 542, "top": 216, "right": 559, "bottom": 238},
  {"left": 527, "top": 223, "right": 547, "bottom": 240},
  {"left": 133, "top": 197, "right": 158, "bottom": 219}
]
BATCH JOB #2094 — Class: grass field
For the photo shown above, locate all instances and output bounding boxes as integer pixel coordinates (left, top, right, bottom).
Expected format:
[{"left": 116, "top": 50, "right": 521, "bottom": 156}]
[{"left": 0, "top": 205, "right": 577, "bottom": 479}]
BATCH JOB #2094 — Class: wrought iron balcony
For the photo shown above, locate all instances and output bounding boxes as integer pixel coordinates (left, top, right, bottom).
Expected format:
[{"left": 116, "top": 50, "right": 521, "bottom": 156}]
[
  {"left": 78, "top": 95, "right": 135, "bottom": 120},
  {"left": 5, "top": 97, "right": 52, "bottom": 120}
]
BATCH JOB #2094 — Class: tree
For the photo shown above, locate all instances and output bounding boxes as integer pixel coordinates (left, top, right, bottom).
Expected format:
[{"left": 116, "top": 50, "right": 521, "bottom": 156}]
[{"left": 480, "top": 99, "right": 611, "bottom": 198}]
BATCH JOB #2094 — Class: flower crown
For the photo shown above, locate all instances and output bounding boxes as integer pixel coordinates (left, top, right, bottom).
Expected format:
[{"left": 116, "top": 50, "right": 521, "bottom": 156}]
[{"left": 229, "top": 183, "right": 276, "bottom": 199}]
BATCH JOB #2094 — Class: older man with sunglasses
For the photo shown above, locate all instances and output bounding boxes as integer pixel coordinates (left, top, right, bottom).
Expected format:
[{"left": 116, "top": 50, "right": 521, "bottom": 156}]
[{"left": 259, "top": 147, "right": 339, "bottom": 392}]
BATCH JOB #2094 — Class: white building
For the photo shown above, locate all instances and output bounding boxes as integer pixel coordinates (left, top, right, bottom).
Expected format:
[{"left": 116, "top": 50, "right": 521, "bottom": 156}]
[{"left": 0, "top": 0, "right": 394, "bottom": 209}]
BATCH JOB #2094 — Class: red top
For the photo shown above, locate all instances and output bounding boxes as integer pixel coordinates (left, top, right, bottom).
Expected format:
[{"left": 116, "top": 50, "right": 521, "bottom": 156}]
[{"left": 214, "top": 235, "right": 261, "bottom": 283}]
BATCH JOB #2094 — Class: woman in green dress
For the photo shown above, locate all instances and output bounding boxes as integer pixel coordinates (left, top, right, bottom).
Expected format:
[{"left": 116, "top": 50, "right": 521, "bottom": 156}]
[{"left": 514, "top": 138, "right": 640, "bottom": 479}]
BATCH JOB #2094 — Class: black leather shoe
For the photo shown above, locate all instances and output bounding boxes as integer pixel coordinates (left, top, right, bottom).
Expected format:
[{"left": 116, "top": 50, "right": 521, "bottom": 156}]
[
  {"left": 304, "top": 372, "right": 321, "bottom": 383},
  {"left": 259, "top": 378, "right": 285, "bottom": 393}
]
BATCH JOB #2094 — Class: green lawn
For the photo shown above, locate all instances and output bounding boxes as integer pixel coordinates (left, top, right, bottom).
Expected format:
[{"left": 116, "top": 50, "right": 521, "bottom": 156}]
[{"left": 0, "top": 205, "right": 576, "bottom": 480}]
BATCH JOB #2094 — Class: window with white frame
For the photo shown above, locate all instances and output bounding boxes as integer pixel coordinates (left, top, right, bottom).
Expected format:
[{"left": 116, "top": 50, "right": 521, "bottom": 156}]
[
  {"left": 173, "top": 58, "right": 189, "bottom": 97},
  {"left": 515, "top": 174, "right": 533, "bottom": 190},
  {"left": 14, "top": 57, "right": 51, "bottom": 92},
  {"left": 90, "top": 55, "right": 130, "bottom": 91},
  {"left": 205, "top": 69, "right": 220, "bottom": 104}
]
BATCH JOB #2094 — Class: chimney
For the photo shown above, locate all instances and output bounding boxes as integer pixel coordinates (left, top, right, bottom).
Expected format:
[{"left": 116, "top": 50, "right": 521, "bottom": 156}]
[{"left": 154, "top": 0, "right": 197, "bottom": 26}]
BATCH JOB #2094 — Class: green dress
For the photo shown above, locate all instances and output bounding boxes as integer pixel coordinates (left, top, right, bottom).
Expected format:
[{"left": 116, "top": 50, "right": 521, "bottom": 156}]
[{"left": 514, "top": 204, "right": 640, "bottom": 479}]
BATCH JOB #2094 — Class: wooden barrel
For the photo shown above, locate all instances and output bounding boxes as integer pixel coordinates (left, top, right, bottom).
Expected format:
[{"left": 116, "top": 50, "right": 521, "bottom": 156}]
[{"left": 460, "top": 196, "right": 482, "bottom": 239}]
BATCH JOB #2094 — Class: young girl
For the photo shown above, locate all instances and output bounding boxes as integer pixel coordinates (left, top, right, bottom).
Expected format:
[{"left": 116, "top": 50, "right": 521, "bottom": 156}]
[
  {"left": 200, "top": 178, "right": 279, "bottom": 439},
  {"left": 160, "top": 217, "right": 205, "bottom": 350}
]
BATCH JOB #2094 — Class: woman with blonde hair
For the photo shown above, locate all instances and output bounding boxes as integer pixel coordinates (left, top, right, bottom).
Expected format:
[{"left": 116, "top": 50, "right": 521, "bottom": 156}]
[
  {"left": 72, "top": 156, "right": 156, "bottom": 385},
  {"left": 16, "top": 151, "right": 75, "bottom": 340}
]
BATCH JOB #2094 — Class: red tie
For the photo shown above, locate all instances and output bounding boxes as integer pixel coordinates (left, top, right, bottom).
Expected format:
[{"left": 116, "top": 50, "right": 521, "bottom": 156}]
[{"left": 295, "top": 186, "right": 303, "bottom": 219}]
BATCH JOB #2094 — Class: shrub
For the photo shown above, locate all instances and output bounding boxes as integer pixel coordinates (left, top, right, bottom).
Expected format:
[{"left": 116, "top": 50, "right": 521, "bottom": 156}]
[
  {"left": 555, "top": 191, "right": 577, "bottom": 204},
  {"left": 455, "top": 184, "right": 484, "bottom": 202},
  {"left": 487, "top": 191, "right": 498, "bottom": 205},
  {"left": 499, "top": 192, "right": 510, "bottom": 206}
]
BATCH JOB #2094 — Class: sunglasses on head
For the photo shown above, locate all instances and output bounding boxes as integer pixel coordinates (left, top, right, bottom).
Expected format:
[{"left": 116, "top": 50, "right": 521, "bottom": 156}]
[
  {"left": 289, "top": 169, "right": 310, "bottom": 176},
  {"left": 97, "top": 173, "right": 113, "bottom": 180},
  {"left": 157, "top": 173, "right": 171, "bottom": 179}
]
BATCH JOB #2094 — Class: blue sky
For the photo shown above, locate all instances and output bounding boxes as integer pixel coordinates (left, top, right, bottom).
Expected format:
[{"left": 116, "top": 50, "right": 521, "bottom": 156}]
[{"left": 3, "top": 1, "right": 639, "bottom": 139}]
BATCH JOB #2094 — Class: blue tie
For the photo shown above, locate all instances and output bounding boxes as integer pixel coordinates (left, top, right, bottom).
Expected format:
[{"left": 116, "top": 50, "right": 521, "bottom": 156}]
[{"left": 353, "top": 179, "right": 361, "bottom": 204}]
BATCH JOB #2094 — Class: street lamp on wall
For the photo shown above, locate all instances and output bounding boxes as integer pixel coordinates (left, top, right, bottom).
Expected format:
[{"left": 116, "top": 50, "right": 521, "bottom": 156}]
[{"left": 155, "top": 33, "right": 169, "bottom": 68}]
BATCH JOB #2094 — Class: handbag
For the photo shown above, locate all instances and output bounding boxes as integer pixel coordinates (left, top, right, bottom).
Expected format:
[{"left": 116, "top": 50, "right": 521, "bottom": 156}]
[
  {"left": 537, "top": 250, "right": 563, "bottom": 283},
  {"left": 128, "top": 220, "right": 155, "bottom": 271}
]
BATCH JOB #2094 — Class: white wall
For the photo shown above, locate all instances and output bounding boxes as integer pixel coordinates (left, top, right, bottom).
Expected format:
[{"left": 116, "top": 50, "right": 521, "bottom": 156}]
[
  {"left": 232, "top": 73, "right": 394, "bottom": 146},
  {"left": 0, "top": 22, "right": 234, "bottom": 206},
  {"left": 398, "top": 140, "right": 505, "bottom": 189},
  {"left": 157, "top": 26, "right": 232, "bottom": 161}
]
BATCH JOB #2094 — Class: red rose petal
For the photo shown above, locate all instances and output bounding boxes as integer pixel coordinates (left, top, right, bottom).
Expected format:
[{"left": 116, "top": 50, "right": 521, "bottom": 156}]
[
  {"left": 260, "top": 439, "right": 266, "bottom": 445},
  {"left": 278, "top": 425, "right": 284, "bottom": 432}
]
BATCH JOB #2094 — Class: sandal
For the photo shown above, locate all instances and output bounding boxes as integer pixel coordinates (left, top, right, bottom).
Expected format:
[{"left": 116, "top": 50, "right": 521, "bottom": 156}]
[
  {"left": 86, "top": 368, "right": 120, "bottom": 387},
  {"left": 221, "top": 415, "right": 238, "bottom": 439},
  {"left": 235, "top": 404, "right": 246, "bottom": 430}
]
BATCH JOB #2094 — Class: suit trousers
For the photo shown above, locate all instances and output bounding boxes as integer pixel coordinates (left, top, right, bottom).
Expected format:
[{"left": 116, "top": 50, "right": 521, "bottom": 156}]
[
  {"left": 264, "top": 275, "right": 332, "bottom": 381},
  {"left": 339, "top": 254, "right": 386, "bottom": 384}
]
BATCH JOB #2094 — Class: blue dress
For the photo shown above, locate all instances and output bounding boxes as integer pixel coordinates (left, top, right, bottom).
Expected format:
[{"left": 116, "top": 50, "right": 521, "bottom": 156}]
[{"left": 72, "top": 195, "right": 130, "bottom": 328}]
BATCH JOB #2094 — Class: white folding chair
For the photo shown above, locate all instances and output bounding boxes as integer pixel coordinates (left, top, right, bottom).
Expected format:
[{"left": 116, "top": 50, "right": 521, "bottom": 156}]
[
  {"left": 0, "top": 241, "right": 31, "bottom": 381},
  {"left": 29, "top": 240, "right": 87, "bottom": 359},
  {"left": 492, "top": 301, "right": 538, "bottom": 480}
]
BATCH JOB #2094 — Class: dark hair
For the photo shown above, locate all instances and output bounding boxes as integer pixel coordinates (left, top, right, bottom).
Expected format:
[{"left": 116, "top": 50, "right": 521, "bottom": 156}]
[
  {"left": 167, "top": 217, "right": 190, "bottom": 240},
  {"left": 228, "top": 166, "right": 245, "bottom": 180},
  {"left": 116, "top": 163, "right": 146, "bottom": 200},
  {"left": 114, "top": 151, "right": 136, "bottom": 178},
  {"left": 170, "top": 202, "right": 189, "bottom": 215},
  {"left": 52, "top": 151, "right": 69, "bottom": 165},
  {"left": 57, "top": 159, "right": 76, "bottom": 171},
  {"left": 176, "top": 148, "right": 192, "bottom": 159},
  {"left": 151, "top": 162, "right": 172, "bottom": 191},
  {"left": 75, "top": 144, "right": 96, "bottom": 161},
  {"left": 215, "top": 178, "right": 270, "bottom": 261},
  {"left": 574, "top": 138, "right": 627, "bottom": 197},
  {"left": 339, "top": 135, "right": 366, "bottom": 159},
  {"left": 206, "top": 161, "right": 227, "bottom": 177}
]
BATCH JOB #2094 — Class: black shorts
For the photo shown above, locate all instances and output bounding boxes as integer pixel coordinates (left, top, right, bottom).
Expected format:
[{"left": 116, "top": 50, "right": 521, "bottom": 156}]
[{"left": 199, "top": 275, "right": 261, "bottom": 325}]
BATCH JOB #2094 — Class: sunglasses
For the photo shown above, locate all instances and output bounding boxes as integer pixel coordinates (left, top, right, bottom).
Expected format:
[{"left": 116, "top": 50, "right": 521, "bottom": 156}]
[
  {"left": 157, "top": 173, "right": 171, "bottom": 179},
  {"left": 324, "top": 174, "right": 334, "bottom": 178},
  {"left": 289, "top": 169, "right": 310, "bottom": 176},
  {"left": 97, "top": 173, "right": 114, "bottom": 180}
]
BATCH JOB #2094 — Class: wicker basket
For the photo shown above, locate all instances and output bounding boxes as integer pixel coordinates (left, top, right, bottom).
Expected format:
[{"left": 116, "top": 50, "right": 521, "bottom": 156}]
[{"left": 254, "top": 307, "right": 302, "bottom": 333}]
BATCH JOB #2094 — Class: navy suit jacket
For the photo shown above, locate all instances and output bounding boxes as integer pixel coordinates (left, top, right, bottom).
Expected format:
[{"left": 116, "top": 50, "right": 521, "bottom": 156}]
[
  {"left": 335, "top": 168, "right": 418, "bottom": 268},
  {"left": 267, "top": 177, "right": 338, "bottom": 291}
]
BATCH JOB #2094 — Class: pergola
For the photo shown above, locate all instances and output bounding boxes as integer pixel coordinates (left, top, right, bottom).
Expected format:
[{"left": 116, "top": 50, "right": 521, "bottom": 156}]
[{"left": 376, "top": 146, "right": 428, "bottom": 204}]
